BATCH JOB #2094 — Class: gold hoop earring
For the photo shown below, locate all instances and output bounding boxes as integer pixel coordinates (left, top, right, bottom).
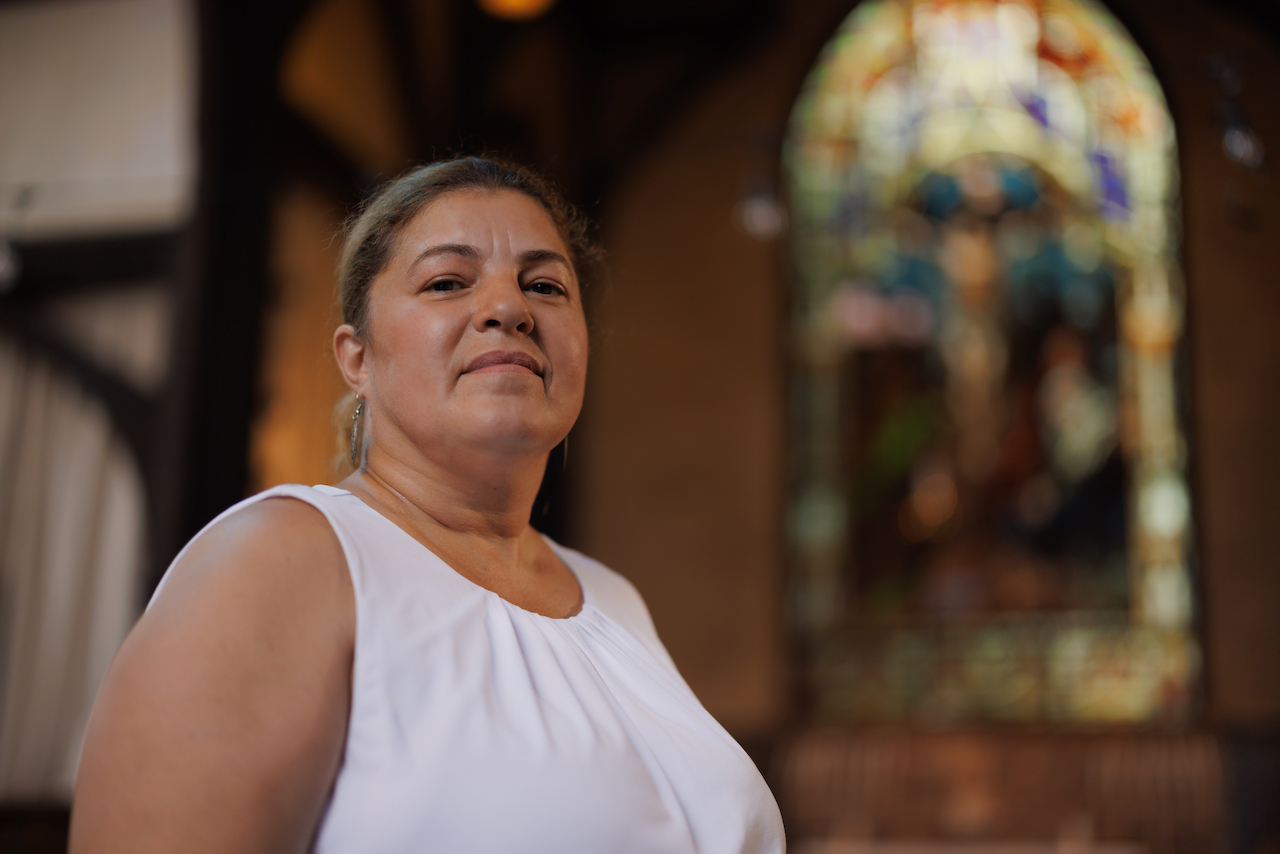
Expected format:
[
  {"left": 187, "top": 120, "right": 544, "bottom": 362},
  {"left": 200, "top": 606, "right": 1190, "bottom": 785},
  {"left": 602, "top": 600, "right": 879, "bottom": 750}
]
[{"left": 350, "top": 397, "right": 365, "bottom": 468}]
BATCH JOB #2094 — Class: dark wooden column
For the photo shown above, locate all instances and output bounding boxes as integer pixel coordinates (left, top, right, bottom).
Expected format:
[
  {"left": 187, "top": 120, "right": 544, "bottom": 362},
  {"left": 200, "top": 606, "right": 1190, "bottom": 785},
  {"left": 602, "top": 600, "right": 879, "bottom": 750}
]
[{"left": 150, "top": 0, "right": 315, "bottom": 584}]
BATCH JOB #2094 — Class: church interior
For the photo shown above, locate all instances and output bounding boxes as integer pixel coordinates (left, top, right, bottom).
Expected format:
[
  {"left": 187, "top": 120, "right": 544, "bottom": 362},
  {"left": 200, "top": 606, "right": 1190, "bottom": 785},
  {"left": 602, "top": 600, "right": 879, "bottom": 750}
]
[{"left": 1, "top": 0, "right": 1279, "bottom": 850}]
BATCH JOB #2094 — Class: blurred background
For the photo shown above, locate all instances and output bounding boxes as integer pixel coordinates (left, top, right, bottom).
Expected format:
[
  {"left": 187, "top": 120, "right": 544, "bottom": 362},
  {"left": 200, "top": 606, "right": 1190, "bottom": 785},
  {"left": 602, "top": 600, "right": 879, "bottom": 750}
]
[{"left": 1, "top": 0, "right": 1279, "bottom": 850}]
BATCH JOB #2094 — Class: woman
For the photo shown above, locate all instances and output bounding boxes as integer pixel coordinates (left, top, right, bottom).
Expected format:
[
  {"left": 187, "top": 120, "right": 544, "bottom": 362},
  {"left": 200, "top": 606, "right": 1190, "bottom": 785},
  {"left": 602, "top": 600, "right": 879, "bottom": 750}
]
[{"left": 70, "top": 158, "right": 786, "bottom": 854}]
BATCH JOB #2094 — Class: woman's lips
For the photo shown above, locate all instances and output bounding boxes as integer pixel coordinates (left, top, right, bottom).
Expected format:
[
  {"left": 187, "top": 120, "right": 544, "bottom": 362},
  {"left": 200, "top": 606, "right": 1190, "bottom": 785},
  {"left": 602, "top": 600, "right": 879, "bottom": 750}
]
[{"left": 464, "top": 350, "right": 543, "bottom": 376}]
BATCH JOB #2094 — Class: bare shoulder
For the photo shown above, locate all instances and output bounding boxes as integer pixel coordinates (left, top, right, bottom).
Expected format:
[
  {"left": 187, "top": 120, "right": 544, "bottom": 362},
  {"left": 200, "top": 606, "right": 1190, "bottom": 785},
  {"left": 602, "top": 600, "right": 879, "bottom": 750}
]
[
  {"left": 70, "top": 497, "right": 354, "bottom": 854},
  {"left": 152, "top": 496, "right": 351, "bottom": 621}
]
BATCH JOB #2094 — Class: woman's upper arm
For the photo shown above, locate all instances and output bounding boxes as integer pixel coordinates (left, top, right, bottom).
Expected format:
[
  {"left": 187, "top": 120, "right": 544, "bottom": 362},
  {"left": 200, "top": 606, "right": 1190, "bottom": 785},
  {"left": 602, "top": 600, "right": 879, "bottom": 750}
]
[{"left": 69, "top": 497, "right": 355, "bottom": 854}]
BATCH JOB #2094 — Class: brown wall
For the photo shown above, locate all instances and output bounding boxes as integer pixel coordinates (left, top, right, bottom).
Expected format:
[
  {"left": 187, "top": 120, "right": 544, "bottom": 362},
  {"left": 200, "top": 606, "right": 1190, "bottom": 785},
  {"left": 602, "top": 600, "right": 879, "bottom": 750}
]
[
  {"left": 1131, "top": 0, "right": 1280, "bottom": 726},
  {"left": 575, "top": 1, "right": 849, "bottom": 737}
]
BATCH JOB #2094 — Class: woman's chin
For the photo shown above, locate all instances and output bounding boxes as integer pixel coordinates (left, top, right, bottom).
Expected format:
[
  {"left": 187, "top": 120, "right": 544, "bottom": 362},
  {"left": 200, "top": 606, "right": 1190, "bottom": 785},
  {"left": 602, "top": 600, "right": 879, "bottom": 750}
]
[{"left": 451, "top": 406, "right": 568, "bottom": 457}]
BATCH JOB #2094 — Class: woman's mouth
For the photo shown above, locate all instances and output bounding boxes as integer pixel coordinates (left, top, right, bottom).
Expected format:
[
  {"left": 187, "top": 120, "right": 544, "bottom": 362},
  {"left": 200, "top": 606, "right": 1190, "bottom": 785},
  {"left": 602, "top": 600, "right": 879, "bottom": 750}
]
[{"left": 464, "top": 350, "right": 543, "bottom": 376}]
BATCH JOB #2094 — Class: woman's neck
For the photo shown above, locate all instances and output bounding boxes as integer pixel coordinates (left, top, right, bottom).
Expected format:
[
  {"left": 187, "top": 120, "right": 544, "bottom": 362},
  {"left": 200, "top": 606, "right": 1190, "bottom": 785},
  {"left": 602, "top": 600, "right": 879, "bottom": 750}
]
[
  {"left": 349, "top": 440, "right": 546, "bottom": 537},
  {"left": 339, "top": 440, "right": 581, "bottom": 619}
]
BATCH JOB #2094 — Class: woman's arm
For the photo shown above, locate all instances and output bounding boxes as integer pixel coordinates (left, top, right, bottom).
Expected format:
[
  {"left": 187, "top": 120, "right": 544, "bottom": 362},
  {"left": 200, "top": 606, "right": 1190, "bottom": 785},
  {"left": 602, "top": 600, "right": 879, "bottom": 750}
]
[{"left": 69, "top": 497, "right": 355, "bottom": 854}]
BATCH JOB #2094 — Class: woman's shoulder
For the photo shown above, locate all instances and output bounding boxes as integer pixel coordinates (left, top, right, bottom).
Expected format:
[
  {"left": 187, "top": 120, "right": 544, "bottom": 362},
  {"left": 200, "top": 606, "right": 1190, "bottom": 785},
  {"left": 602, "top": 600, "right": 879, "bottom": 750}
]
[
  {"left": 149, "top": 485, "right": 353, "bottom": 603},
  {"left": 197, "top": 487, "right": 346, "bottom": 566},
  {"left": 143, "top": 486, "right": 355, "bottom": 644}
]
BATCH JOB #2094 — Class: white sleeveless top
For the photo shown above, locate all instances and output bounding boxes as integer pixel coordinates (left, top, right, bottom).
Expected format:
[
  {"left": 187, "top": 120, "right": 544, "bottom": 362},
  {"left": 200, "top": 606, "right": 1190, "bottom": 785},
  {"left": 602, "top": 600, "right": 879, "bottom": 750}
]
[{"left": 152, "top": 484, "right": 785, "bottom": 854}]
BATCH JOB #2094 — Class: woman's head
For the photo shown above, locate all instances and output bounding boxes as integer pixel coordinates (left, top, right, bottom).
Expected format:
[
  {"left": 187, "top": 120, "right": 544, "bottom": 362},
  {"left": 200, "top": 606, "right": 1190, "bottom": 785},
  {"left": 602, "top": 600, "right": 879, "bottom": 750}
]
[
  {"left": 332, "top": 158, "right": 598, "bottom": 476},
  {"left": 337, "top": 157, "right": 602, "bottom": 338}
]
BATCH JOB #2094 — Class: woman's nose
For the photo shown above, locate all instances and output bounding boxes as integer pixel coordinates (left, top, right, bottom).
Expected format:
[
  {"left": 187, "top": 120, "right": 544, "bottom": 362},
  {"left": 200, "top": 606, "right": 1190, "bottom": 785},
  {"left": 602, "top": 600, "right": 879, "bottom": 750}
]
[{"left": 473, "top": 275, "right": 534, "bottom": 335}]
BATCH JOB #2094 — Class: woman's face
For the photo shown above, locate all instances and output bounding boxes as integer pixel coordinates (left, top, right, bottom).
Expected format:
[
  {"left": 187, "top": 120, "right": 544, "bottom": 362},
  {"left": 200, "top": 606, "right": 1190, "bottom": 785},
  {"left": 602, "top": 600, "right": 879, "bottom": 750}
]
[{"left": 346, "top": 189, "right": 588, "bottom": 464}]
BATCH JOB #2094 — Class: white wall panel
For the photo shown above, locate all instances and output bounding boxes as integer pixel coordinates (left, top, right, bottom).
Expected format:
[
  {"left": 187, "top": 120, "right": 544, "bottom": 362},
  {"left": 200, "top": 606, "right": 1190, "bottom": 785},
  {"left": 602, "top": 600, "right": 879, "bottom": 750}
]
[{"left": 0, "top": 0, "right": 195, "bottom": 238}]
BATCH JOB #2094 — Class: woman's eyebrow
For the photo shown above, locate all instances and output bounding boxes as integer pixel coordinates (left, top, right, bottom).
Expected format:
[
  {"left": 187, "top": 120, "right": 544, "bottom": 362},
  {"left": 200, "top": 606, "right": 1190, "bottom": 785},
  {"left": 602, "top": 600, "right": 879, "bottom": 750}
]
[
  {"left": 408, "top": 243, "right": 481, "bottom": 274},
  {"left": 519, "top": 249, "right": 570, "bottom": 268}
]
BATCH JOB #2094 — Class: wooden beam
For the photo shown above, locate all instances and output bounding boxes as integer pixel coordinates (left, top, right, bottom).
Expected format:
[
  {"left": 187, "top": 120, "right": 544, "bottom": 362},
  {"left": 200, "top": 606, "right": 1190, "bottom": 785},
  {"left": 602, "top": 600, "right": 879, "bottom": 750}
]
[{"left": 0, "top": 232, "right": 180, "bottom": 300}]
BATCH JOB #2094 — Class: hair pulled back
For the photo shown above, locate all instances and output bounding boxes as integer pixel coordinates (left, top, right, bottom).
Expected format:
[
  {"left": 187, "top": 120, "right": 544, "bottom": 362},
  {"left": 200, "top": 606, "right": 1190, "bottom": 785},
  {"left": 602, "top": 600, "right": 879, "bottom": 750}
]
[{"left": 337, "top": 156, "right": 602, "bottom": 337}]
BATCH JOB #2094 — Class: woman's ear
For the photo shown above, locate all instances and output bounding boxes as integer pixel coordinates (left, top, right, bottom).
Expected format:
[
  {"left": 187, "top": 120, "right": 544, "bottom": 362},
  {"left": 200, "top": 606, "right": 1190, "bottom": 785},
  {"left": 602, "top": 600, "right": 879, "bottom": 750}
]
[{"left": 333, "top": 324, "right": 368, "bottom": 394}]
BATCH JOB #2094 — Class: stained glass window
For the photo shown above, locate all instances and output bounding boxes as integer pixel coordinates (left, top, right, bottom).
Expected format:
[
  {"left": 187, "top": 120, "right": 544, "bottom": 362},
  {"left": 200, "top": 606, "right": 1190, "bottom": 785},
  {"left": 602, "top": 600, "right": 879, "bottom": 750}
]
[{"left": 785, "top": 0, "right": 1196, "bottom": 723}]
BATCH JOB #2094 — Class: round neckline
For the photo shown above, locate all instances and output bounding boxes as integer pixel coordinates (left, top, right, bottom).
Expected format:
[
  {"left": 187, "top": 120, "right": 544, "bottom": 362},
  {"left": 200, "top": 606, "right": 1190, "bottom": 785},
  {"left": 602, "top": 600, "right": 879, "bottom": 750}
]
[{"left": 310, "top": 484, "right": 592, "bottom": 621}]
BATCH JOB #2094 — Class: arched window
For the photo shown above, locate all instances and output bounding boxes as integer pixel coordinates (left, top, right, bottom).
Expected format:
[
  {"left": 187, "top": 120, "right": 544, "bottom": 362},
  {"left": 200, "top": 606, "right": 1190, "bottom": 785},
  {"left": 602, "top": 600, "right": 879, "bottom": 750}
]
[{"left": 785, "top": 0, "right": 1196, "bottom": 723}]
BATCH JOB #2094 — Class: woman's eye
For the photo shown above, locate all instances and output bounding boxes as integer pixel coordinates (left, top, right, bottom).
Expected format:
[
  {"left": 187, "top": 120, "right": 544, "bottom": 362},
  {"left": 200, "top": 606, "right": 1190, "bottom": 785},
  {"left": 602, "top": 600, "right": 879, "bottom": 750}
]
[
  {"left": 526, "top": 280, "right": 563, "bottom": 296},
  {"left": 426, "top": 279, "right": 464, "bottom": 292}
]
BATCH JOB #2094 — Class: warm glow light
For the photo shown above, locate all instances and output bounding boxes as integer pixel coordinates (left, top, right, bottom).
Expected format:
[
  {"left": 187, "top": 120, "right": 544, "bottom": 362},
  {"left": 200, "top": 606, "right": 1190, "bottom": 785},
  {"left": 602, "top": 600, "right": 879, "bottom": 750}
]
[
  {"left": 477, "top": 0, "right": 557, "bottom": 22},
  {"left": 912, "top": 472, "right": 958, "bottom": 528}
]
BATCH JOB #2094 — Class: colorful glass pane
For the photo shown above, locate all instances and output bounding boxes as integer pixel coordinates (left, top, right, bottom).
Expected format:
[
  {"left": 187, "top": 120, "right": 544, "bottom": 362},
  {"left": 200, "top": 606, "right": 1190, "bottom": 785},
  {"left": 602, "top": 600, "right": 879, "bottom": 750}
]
[{"left": 786, "top": 0, "right": 1196, "bottom": 724}]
